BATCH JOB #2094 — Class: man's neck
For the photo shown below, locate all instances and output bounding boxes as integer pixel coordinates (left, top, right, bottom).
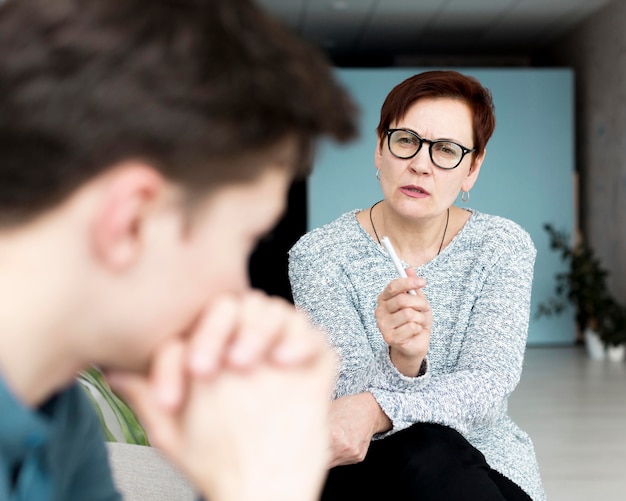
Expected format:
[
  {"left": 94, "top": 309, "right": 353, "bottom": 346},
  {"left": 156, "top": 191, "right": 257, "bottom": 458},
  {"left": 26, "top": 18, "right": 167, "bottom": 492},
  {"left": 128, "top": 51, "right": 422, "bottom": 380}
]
[{"left": 0, "top": 228, "right": 85, "bottom": 408}]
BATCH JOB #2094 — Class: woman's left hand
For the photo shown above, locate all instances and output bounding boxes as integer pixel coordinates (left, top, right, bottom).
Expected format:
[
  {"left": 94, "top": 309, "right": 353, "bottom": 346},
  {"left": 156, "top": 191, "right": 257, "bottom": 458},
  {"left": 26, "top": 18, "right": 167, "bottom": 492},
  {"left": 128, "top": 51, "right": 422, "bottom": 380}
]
[
  {"left": 374, "top": 268, "right": 432, "bottom": 376},
  {"left": 327, "top": 392, "right": 391, "bottom": 467}
]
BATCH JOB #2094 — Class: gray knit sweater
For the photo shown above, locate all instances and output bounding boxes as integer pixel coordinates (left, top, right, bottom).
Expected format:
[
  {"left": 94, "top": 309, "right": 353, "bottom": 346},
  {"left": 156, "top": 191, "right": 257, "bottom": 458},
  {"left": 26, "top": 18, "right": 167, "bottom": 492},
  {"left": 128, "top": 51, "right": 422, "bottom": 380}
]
[{"left": 288, "top": 208, "right": 545, "bottom": 501}]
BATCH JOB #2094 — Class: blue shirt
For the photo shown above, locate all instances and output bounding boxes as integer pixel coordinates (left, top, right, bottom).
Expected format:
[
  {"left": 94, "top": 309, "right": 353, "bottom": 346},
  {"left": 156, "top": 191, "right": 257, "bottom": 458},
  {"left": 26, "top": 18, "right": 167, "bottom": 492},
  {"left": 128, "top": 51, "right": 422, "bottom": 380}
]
[{"left": 0, "top": 375, "right": 122, "bottom": 501}]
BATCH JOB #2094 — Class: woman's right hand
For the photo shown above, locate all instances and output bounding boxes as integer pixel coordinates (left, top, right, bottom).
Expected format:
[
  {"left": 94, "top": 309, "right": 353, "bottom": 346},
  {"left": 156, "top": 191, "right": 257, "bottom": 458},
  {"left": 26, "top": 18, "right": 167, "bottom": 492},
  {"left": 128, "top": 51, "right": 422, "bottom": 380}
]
[{"left": 374, "top": 268, "right": 431, "bottom": 376}]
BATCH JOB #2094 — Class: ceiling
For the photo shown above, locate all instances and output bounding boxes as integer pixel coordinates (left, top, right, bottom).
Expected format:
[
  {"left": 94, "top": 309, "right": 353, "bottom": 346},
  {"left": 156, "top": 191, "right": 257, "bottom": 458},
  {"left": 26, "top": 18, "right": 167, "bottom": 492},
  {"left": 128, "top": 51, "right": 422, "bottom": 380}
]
[{"left": 256, "top": 0, "right": 614, "bottom": 64}]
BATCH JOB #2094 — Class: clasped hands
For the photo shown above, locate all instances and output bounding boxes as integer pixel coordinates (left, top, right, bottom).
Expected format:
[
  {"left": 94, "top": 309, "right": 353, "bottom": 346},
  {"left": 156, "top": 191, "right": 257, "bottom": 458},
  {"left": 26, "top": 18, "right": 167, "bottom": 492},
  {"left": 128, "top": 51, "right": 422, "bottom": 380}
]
[
  {"left": 107, "top": 269, "right": 431, "bottom": 496},
  {"left": 107, "top": 290, "right": 337, "bottom": 501}
]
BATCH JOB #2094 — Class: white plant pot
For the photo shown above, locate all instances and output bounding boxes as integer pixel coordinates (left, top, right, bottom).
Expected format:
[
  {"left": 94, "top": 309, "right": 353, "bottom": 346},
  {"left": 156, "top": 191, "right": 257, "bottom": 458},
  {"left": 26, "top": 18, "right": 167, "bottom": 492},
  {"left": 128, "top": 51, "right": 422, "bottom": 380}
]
[
  {"left": 607, "top": 344, "right": 625, "bottom": 363},
  {"left": 584, "top": 328, "right": 606, "bottom": 360}
]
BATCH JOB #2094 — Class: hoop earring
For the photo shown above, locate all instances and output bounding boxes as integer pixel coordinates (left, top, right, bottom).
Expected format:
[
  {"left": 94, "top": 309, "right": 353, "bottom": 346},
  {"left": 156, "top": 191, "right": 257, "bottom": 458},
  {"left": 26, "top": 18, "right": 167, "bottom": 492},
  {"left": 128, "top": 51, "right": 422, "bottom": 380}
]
[
  {"left": 376, "top": 169, "right": 380, "bottom": 181},
  {"left": 461, "top": 190, "right": 470, "bottom": 203}
]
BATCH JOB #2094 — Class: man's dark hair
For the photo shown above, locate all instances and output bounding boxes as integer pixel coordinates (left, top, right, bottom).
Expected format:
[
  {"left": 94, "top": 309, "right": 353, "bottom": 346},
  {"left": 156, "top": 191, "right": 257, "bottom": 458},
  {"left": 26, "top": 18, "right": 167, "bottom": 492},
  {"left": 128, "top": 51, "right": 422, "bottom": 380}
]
[{"left": 0, "top": 0, "right": 357, "bottom": 225}]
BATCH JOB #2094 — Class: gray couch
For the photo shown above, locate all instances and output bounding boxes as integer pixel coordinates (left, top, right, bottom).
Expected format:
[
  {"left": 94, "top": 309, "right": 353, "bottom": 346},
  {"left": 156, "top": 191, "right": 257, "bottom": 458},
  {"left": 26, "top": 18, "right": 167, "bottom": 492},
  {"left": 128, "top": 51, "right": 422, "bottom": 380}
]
[{"left": 106, "top": 442, "right": 197, "bottom": 500}]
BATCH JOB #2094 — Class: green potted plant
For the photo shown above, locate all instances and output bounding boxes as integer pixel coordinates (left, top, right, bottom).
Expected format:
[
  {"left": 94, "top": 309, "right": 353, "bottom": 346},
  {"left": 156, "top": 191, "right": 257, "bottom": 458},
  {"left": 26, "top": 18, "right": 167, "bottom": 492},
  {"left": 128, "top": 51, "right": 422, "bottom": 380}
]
[
  {"left": 537, "top": 223, "right": 626, "bottom": 360},
  {"left": 596, "top": 299, "right": 626, "bottom": 361}
]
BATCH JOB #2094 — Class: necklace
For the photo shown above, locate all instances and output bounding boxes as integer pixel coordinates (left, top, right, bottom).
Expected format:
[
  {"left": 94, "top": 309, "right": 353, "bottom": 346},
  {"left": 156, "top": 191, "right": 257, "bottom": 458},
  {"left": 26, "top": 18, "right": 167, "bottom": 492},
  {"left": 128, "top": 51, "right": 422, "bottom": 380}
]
[{"left": 369, "top": 200, "right": 450, "bottom": 256}]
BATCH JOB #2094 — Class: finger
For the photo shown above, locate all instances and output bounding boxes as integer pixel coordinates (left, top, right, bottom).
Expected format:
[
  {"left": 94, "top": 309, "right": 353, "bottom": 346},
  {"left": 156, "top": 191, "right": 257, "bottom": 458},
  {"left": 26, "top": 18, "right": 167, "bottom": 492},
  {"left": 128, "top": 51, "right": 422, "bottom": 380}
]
[
  {"left": 378, "top": 291, "right": 430, "bottom": 317},
  {"left": 402, "top": 267, "right": 424, "bottom": 297},
  {"left": 150, "top": 339, "right": 187, "bottom": 410},
  {"left": 380, "top": 276, "right": 426, "bottom": 300},
  {"left": 187, "top": 295, "right": 239, "bottom": 377},
  {"left": 270, "top": 309, "right": 329, "bottom": 367},
  {"left": 105, "top": 371, "right": 158, "bottom": 431},
  {"left": 225, "top": 291, "right": 291, "bottom": 369},
  {"left": 404, "top": 267, "right": 425, "bottom": 283},
  {"left": 377, "top": 301, "right": 431, "bottom": 338},
  {"left": 384, "top": 321, "right": 427, "bottom": 344},
  {"left": 106, "top": 370, "right": 179, "bottom": 452},
  {"left": 378, "top": 310, "right": 424, "bottom": 339}
]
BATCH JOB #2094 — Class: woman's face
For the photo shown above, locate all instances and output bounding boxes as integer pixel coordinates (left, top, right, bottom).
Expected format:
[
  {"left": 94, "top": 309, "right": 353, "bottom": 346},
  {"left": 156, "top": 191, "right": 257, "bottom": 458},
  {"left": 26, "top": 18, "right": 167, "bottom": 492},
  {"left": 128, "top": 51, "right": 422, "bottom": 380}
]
[{"left": 374, "top": 97, "right": 484, "bottom": 220}]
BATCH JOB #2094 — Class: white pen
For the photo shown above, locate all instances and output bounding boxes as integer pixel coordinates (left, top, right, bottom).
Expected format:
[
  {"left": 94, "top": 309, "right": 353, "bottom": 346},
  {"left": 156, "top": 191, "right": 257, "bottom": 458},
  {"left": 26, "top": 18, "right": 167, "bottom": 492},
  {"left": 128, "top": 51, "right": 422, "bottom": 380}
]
[{"left": 380, "top": 236, "right": 417, "bottom": 295}]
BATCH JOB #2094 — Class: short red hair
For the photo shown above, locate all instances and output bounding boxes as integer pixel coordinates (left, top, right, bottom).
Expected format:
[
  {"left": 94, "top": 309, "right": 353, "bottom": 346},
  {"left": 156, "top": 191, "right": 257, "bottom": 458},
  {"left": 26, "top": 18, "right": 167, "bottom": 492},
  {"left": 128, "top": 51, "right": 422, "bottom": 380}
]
[{"left": 376, "top": 70, "right": 495, "bottom": 156}]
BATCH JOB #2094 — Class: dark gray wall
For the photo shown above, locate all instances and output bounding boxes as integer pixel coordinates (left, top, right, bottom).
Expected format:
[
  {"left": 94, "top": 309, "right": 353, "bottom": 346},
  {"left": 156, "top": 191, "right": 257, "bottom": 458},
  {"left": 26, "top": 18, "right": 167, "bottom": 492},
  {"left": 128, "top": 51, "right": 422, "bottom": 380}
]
[{"left": 550, "top": 0, "right": 626, "bottom": 305}]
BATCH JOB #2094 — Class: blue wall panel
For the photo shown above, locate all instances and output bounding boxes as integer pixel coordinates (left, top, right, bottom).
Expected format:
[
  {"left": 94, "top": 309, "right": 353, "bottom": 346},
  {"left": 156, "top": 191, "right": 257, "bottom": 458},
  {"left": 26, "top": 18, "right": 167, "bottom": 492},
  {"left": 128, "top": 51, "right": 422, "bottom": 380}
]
[{"left": 308, "top": 68, "right": 576, "bottom": 345}]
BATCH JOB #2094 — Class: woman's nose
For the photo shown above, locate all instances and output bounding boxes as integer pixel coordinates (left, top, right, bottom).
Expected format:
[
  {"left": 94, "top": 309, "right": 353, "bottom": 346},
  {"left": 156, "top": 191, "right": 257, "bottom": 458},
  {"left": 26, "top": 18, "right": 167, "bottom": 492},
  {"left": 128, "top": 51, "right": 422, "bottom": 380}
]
[{"left": 408, "top": 146, "right": 433, "bottom": 174}]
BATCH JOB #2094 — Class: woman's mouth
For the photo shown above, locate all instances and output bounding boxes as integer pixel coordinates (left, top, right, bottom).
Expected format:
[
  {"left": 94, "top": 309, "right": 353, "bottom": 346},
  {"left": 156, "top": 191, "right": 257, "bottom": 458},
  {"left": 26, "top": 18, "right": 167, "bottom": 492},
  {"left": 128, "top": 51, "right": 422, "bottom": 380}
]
[{"left": 401, "top": 185, "right": 430, "bottom": 197}]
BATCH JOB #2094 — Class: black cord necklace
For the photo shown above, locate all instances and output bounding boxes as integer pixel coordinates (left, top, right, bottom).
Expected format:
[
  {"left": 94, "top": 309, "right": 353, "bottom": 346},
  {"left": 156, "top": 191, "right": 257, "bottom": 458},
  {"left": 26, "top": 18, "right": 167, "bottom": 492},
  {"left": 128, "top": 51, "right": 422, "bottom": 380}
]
[
  {"left": 369, "top": 199, "right": 383, "bottom": 244},
  {"left": 369, "top": 200, "right": 450, "bottom": 256}
]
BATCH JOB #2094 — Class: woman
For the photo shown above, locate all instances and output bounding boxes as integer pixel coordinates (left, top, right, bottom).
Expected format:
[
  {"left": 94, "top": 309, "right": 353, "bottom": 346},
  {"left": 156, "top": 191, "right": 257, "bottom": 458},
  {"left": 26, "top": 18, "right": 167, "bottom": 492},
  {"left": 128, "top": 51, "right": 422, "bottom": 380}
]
[{"left": 288, "top": 70, "right": 545, "bottom": 500}]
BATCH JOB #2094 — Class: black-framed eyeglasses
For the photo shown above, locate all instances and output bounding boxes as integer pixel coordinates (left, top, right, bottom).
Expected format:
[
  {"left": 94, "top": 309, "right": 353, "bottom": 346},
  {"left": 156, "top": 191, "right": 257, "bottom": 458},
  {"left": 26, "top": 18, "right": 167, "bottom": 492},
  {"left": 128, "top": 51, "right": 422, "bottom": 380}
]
[{"left": 386, "top": 128, "right": 476, "bottom": 170}]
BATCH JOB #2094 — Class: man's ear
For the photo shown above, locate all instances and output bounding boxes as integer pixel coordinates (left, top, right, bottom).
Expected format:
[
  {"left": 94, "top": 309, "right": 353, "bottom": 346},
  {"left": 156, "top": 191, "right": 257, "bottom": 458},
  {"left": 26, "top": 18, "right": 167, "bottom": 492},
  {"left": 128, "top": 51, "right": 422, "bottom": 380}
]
[{"left": 90, "top": 164, "right": 166, "bottom": 271}]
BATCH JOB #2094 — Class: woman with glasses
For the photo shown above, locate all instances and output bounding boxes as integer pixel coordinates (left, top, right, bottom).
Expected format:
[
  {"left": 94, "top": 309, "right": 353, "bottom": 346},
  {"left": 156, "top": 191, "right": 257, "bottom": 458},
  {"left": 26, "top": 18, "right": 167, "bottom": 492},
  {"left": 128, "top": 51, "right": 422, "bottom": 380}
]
[{"left": 288, "top": 70, "right": 545, "bottom": 500}]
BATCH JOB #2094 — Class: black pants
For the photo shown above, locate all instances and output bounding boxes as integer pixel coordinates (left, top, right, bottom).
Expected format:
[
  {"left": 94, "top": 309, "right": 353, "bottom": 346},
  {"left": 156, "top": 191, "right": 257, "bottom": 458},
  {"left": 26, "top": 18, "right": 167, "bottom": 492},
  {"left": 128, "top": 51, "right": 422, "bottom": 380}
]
[{"left": 321, "top": 423, "right": 532, "bottom": 501}]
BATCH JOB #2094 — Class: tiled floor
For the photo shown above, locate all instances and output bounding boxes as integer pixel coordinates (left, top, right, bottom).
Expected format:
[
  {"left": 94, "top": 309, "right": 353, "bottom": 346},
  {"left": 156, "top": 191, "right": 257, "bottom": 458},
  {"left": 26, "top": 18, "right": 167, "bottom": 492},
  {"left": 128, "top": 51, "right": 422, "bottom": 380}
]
[{"left": 508, "top": 346, "right": 626, "bottom": 501}]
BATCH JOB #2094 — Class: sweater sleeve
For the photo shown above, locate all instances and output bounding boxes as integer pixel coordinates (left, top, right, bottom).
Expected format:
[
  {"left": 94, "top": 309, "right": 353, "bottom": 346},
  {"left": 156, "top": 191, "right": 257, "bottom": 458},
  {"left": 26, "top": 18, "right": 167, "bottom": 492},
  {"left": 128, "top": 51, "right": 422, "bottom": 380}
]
[
  {"left": 288, "top": 235, "right": 430, "bottom": 402},
  {"left": 371, "top": 232, "right": 536, "bottom": 437}
]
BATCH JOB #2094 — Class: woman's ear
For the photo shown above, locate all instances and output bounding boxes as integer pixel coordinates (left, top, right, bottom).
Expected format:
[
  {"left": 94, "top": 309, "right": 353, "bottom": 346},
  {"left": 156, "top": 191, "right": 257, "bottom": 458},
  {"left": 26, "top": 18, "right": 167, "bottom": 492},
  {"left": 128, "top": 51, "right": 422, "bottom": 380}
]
[
  {"left": 374, "top": 141, "right": 384, "bottom": 169},
  {"left": 462, "top": 150, "right": 485, "bottom": 192},
  {"left": 90, "top": 164, "right": 166, "bottom": 271}
]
